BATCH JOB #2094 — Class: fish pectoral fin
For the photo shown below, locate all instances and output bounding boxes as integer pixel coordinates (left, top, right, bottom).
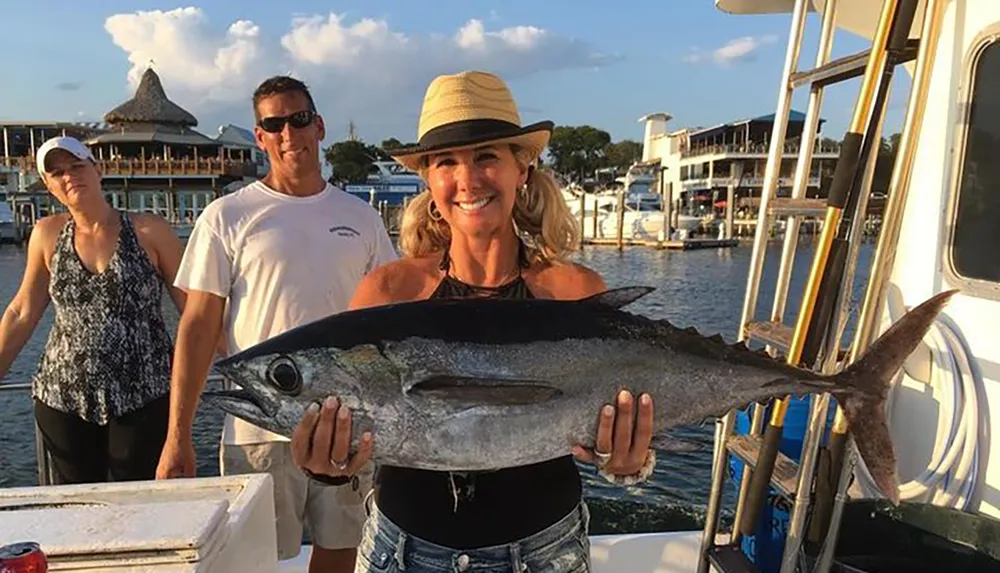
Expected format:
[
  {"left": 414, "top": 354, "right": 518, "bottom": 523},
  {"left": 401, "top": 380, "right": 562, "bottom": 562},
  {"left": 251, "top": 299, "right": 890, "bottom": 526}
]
[
  {"left": 579, "top": 286, "right": 655, "bottom": 309},
  {"left": 650, "top": 433, "right": 703, "bottom": 453},
  {"left": 405, "top": 376, "right": 563, "bottom": 406}
]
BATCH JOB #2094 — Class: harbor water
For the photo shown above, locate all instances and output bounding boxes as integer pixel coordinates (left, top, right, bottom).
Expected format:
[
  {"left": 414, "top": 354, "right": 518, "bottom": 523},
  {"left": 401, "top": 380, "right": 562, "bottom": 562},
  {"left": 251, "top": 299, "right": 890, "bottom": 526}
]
[{"left": 0, "top": 237, "right": 873, "bottom": 534}]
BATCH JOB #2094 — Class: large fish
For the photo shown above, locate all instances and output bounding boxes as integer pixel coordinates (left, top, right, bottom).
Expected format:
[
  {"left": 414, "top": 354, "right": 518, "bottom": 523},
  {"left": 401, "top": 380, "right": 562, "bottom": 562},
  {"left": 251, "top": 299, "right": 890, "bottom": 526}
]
[{"left": 204, "top": 286, "right": 958, "bottom": 502}]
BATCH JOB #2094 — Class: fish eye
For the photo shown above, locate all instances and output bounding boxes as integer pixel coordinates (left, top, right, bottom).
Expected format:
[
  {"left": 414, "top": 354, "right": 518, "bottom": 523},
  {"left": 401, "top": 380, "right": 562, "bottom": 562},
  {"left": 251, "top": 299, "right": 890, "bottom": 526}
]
[{"left": 266, "top": 356, "right": 302, "bottom": 395}]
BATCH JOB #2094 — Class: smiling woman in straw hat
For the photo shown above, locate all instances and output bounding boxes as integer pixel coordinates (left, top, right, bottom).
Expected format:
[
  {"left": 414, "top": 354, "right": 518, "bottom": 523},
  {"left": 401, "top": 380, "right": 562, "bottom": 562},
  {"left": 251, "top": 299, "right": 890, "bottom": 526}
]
[{"left": 290, "top": 70, "right": 656, "bottom": 572}]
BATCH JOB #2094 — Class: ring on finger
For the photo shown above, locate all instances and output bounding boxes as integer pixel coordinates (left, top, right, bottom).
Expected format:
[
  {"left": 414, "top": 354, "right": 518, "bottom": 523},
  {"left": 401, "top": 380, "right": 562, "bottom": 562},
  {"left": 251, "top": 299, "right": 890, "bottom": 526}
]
[
  {"left": 331, "top": 457, "right": 349, "bottom": 472},
  {"left": 594, "top": 450, "right": 612, "bottom": 467}
]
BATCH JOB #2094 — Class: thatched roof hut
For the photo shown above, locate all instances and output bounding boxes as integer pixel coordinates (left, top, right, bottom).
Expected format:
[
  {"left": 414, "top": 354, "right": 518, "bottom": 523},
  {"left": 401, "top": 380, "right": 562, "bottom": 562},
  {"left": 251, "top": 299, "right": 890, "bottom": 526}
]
[
  {"left": 104, "top": 68, "right": 198, "bottom": 127},
  {"left": 87, "top": 67, "right": 221, "bottom": 159}
]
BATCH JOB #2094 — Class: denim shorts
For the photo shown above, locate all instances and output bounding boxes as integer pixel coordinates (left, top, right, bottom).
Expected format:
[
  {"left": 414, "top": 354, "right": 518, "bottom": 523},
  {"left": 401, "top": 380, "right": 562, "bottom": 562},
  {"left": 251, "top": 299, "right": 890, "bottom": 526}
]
[{"left": 354, "top": 497, "right": 592, "bottom": 572}]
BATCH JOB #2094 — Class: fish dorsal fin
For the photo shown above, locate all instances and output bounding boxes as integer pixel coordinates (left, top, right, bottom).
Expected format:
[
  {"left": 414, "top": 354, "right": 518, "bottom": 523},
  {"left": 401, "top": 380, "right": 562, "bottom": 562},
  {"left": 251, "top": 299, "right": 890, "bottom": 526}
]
[{"left": 579, "top": 286, "right": 655, "bottom": 309}]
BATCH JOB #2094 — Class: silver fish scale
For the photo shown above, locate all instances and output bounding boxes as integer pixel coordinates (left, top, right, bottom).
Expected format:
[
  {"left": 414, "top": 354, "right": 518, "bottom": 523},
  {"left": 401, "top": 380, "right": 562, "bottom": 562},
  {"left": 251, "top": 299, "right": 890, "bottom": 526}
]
[{"left": 362, "top": 336, "right": 798, "bottom": 470}]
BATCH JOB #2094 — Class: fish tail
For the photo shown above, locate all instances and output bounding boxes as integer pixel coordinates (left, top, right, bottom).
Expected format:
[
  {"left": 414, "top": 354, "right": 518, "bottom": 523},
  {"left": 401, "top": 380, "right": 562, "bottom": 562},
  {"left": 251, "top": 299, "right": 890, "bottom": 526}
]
[{"left": 829, "top": 289, "right": 958, "bottom": 504}]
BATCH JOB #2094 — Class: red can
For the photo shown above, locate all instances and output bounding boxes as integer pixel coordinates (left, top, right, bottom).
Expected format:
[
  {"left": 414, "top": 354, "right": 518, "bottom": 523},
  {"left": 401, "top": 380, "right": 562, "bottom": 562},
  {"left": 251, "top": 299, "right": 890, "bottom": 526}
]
[{"left": 0, "top": 542, "right": 47, "bottom": 573}]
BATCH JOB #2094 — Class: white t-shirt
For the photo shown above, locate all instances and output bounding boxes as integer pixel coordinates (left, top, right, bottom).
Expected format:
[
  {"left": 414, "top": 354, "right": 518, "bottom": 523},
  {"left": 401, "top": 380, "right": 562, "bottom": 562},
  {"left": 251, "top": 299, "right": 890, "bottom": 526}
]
[{"left": 173, "top": 180, "right": 398, "bottom": 445}]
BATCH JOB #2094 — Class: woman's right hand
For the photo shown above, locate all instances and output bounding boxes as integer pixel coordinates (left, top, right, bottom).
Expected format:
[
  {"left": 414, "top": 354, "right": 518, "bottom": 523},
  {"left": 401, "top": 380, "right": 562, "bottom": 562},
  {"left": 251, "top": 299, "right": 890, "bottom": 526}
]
[
  {"left": 156, "top": 435, "right": 196, "bottom": 479},
  {"left": 291, "top": 396, "right": 374, "bottom": 477}
]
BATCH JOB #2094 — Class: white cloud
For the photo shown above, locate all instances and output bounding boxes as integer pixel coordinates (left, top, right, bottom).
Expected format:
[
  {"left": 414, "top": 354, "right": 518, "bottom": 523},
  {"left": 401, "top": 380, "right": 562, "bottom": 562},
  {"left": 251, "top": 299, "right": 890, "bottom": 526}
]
[
  {"left": 101, "top": 7, "right": 618, "bottom": 138},
  {"left": 105, "top": 8, "right": 265, "bottom": 106},
  {"left": 682, "top": 35, "right": 778, "bottom": 67},
  {"left": 455, "top": 20, "right": 545, "bottom": 50},
  {"left": 280, "top": 13, "right": 410, "bottom": 67}
]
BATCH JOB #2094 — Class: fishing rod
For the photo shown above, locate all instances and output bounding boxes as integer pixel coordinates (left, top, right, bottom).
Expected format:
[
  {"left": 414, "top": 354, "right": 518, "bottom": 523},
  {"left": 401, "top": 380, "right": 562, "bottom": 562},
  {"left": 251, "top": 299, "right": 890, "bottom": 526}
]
[
  {"left": 812, "top": 3, "right": 948, "bottom": 565},
  {"left": 804, "top": 84, "right": 891, "bottom": 544},
  {"left": 805, "top": 0, "right": 921, "bottom": 544},
  {"left": 738, "top": 0, "right": 920, "bottom": 538}
]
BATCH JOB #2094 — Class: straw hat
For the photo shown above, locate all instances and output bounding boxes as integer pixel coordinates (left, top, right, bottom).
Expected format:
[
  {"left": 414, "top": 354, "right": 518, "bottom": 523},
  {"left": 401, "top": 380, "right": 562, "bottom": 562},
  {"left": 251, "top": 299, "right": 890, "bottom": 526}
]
[{"left": 389, "top": 70, "right": 553, "bottom": 173}]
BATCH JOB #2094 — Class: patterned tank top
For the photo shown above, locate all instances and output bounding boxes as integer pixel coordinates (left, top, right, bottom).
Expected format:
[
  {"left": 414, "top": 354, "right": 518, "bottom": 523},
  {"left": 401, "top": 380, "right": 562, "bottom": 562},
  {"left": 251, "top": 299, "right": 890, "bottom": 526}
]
[{"left": 32, "top": 211, "right": 174, "bottom": 424}]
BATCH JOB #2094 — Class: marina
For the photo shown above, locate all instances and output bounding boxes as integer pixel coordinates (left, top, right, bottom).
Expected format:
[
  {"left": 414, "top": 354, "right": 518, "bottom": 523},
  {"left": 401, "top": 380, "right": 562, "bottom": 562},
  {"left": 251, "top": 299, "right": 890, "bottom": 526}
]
[
  {"left": 582, "top": 237, "right": 740, "bottom": 250},
  {"left": 2, "top": 0, "right": 1000, "bottom": 571},
  {"left": 0, "top": 68, "right": 266, "bottom": 245}
]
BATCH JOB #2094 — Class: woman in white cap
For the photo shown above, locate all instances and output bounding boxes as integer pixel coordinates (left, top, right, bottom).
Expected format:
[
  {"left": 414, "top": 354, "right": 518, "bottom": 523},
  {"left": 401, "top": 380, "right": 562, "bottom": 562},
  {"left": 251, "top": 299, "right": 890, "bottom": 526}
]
[
  {"left": 292, "top": 70, "right": 656, "bottom": 572},
  {"left": 0, "top": 136, "right": 187, "bottom": 484}
]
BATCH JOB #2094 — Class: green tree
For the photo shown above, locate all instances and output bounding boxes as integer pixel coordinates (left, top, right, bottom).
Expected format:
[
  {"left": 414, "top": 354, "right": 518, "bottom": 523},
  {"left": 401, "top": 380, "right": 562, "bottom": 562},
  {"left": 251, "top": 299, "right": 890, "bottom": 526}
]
[
  {"left": 546, "top": 125, "right": 612, "bottom": 179},
  {"left": 380, "top": 137, "right": 405, "bottom": 151},
  {"left": 605, "top": 140, "right": 643, "bottom": 171},
  {"left": 324, "top": 140, "right": 382, "bottom": 184}
]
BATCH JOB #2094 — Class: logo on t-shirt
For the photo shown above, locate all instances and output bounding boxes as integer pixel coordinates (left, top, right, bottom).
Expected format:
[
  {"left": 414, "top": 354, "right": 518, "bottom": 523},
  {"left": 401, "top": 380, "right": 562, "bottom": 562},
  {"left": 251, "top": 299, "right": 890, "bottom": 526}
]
[{"left": 329, "top": 225, "right": 360, "bottom": 237}]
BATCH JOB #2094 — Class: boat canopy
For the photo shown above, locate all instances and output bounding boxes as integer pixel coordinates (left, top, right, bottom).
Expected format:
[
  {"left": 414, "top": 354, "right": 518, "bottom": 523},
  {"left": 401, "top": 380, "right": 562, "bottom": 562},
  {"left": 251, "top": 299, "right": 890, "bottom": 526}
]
[{"left": 714, "top": 0, "right": 931, "bottom": 42}]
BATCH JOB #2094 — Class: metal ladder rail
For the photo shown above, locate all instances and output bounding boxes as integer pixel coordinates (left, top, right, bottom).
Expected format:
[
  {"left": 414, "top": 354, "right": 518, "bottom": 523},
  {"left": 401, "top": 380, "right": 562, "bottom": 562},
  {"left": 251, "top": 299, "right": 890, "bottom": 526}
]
[
  {"left": 804, "top": 82, "right": 893, "bottom": 549},
  {"left": 777, "top": 1, "right": 932, "bottom": 567},
  {"left": 729, "top": 0, "right": 843, "bottom": 545},
  {"left": 697, "top": 0, "right": 926, "bottom": 571},
  {"left": 811, "top": 1, "right": 950, "bottom": 570},
  {"left": 779, "top": 72, "right": 894, "bottom": 573},
  {"left": 696, "top": 1, "right": 814, "bottom": 569},
  {"left": 734, "top": 0, "right": 920, "bottom": 543},
  {"left": 776, "top": 0, "right": 928, "bottom": 563}
]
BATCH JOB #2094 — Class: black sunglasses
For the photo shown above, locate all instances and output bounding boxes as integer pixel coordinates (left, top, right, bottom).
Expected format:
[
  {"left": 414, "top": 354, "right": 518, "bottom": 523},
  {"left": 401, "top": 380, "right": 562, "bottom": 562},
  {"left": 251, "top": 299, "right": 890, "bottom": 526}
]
[{"left": 258, "top": 110, "right": 316, "bottom": 133}]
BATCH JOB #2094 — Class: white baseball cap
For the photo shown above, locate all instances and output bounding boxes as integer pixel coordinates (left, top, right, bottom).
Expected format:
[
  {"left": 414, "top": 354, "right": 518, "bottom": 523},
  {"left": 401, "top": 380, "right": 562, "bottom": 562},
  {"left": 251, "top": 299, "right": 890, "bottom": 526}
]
[{"left": 36, "top": 136, "right": 97, "bottom": 177}]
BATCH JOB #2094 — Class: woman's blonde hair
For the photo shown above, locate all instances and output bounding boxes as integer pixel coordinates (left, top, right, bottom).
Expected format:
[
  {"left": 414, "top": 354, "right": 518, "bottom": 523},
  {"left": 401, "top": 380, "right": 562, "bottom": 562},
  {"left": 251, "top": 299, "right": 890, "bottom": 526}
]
[{"left": 396, "top": 145, "right": 580, "bottom": 264}]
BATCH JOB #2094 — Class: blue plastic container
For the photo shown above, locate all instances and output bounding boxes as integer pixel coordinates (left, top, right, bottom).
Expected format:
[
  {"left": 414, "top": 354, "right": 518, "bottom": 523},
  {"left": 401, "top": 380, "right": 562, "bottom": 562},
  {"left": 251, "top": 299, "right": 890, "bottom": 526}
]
[{"left": 727, "top": 395, "right": 834, "bottom": 573}]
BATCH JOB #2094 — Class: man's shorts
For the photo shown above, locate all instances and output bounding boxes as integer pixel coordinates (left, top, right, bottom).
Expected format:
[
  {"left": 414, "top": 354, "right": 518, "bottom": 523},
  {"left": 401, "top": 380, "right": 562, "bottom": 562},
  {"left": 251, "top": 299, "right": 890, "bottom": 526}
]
[{"left": 220, "top": 441, "right": 374, "bottom": 560}]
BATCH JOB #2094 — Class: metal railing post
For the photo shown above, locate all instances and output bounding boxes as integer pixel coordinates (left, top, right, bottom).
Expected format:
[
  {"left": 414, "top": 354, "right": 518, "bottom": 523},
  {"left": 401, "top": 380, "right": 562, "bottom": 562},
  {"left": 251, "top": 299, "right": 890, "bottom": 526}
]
[{"left": 696, "top": 1, "right": 812, "bottom": 570}]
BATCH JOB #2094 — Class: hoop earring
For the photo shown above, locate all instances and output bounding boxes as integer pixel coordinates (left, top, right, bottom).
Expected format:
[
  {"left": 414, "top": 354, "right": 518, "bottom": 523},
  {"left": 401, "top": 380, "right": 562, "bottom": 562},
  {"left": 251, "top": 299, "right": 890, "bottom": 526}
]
[
  {"left": 428, "top": 200, "right": 443, "bottom": 221},
  {"left": 517, "top": 184, "right": 529, "bottom": 205}
]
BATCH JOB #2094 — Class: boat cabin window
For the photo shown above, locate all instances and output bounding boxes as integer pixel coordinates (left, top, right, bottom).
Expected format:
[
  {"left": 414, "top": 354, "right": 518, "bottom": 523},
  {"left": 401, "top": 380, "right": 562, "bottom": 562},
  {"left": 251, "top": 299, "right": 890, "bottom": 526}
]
[{"left": 952, "top": 36, "right": 1000, "bottom": 284}]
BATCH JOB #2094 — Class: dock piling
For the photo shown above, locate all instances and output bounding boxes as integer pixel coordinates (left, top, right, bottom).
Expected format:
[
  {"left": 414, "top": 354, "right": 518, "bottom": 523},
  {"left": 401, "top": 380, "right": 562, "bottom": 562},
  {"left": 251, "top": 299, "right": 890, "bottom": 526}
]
[
  {"left": 615, "top": 190, "right": 625, "bottom": 251},
  {"left": 726, "top": 163, "right": 741, "bottom": 240}
]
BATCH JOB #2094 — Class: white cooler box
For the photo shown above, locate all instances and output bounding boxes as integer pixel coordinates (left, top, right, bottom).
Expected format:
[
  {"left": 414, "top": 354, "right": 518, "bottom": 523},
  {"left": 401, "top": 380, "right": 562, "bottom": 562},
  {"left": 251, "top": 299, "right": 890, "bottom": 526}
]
[{"left": 0, "top": 474, "right": 278, "bottom": 572}]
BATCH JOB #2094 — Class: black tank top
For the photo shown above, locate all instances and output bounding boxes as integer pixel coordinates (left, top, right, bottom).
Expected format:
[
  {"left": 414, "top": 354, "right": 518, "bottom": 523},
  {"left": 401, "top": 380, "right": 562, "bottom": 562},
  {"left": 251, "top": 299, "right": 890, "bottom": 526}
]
[{"left": 373, "top": 243, "right": 582, "bottom": 548}]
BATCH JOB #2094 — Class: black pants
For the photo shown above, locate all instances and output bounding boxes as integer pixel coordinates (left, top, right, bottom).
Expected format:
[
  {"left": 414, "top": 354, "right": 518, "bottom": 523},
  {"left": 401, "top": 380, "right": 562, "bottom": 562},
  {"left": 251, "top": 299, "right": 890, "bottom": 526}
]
[{"left": 33, "top": 395, "right": 170, "bottom": 485}]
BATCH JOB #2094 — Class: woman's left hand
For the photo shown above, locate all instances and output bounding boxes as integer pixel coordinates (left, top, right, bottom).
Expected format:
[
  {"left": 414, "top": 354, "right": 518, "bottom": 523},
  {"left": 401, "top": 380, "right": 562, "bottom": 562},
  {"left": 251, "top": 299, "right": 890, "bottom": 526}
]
[
  {"left": 291, "top": 396, "right": 373, "bottom": 479},
  {"left": 573, "top": 390, "right": 654, "bottom": 476}
]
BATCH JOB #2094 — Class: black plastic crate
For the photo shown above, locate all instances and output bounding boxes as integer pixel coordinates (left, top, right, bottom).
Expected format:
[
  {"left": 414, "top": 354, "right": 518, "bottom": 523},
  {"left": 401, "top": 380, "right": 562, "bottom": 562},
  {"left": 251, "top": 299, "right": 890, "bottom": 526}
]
[{"left": 801, "top": 499, "right": 1000, "bottom": 573}]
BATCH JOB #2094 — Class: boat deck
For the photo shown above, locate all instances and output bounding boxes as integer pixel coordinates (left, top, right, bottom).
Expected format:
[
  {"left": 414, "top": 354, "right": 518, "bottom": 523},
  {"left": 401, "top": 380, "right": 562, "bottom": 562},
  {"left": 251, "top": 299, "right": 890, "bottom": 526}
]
[{"left": 278, "top": 531, "right": 720, "bottom": 573}]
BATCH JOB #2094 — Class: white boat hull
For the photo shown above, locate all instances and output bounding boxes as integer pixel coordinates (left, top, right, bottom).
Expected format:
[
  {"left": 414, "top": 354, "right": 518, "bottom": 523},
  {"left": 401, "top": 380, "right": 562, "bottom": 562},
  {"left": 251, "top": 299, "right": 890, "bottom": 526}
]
[{"left": 579, "top": 214, "right": 703, "bottom": 240}]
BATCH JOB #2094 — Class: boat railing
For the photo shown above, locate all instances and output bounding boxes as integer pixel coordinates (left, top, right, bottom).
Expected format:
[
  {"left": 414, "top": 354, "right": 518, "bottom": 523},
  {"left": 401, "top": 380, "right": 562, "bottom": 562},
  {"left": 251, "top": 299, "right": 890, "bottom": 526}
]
[
  {"left": 1, "top": 156, "right": 259, "bottom": 178},
  {"left": 680, "top": 141, "right": 842, "bottom": 159},
  {"left": 1, "top": 374, "right": 225, "bottom": 487},
  {"left": 679, "top": 175, "right": 823, "bottom": 190}
]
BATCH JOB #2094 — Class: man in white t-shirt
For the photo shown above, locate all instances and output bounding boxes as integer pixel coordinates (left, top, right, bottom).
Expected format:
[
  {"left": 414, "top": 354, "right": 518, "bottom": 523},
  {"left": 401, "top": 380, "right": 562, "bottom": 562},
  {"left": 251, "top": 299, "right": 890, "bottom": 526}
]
[{"left": 156, "top": 75, "right": 397, "bottom": 573}]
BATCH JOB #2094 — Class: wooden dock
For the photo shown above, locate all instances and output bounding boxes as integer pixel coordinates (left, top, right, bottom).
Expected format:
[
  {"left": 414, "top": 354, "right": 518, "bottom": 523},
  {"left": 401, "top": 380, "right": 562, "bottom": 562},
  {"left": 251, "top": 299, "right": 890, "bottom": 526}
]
[{"left": 582, "top": 237, "right": 738, "bottom": 250}]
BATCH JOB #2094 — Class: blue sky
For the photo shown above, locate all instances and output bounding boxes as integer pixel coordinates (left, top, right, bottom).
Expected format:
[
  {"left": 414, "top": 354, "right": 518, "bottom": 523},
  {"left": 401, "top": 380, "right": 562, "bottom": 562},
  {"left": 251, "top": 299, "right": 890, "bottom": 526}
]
[{"left": 0, "top": 1, "right": 911, "bottom": 146}]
